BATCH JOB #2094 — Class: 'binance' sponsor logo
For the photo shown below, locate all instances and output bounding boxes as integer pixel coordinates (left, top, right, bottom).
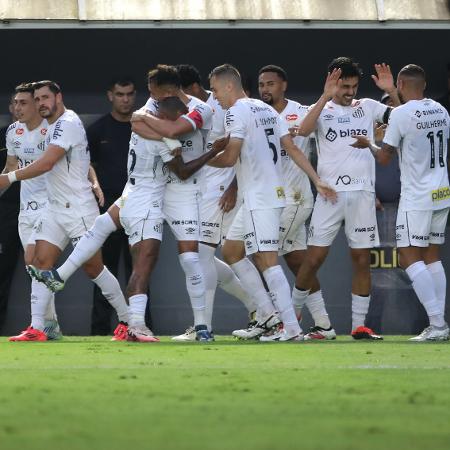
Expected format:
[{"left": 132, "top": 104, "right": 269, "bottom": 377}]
[{"left": 431, "top": 187, "right": 450, "bottom": 202}]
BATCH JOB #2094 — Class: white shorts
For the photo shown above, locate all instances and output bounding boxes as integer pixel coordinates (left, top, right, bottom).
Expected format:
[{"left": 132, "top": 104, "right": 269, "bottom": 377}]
[
  {"left": 199, "top": 195, "right": 238, "bottom": 245},
  {"left": 308, "top": 191, "right": 380, "bottom": 249},
  {"left": 163, "top": 185, "right": 200, "bottom": 241},
  {"left": 396, "top": 208, "right": 449, "bottom": 248},
  {"left": 18, "top": 213, "right": 42, "bottom": 248},
  {"left": 226, "top": 204, "right": 282, "bottom": 255},
  {"left": 120, "top": 216, "right": 164, "bottom": 247},
  {"left": 278, "top": 205, "right": 313, "bottom": 255},
  {"left": 33, "top": 207, "right": 99, "bottom": 251}
]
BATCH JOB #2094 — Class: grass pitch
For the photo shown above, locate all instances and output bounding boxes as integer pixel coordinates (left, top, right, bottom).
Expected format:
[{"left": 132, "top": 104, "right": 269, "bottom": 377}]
[{"left": 0, "top": 336, "right": 449, "bottom": 450}]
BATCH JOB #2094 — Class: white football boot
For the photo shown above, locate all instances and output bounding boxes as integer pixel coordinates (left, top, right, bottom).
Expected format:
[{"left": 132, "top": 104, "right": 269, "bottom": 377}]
[
  {"left": 232, "top": 313, "right": 281, "bottom": 340},
  {"left": 409, "top": 325, "right": 449, "bottom": 342},
  {"left": 172, "top": 326, "right": 196, "bottom": 342}
]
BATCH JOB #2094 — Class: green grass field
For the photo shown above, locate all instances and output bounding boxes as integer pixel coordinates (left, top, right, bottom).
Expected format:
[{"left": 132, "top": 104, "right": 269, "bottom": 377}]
[{"left": 1, "top": 336, "right": 449, "bottom": 450}]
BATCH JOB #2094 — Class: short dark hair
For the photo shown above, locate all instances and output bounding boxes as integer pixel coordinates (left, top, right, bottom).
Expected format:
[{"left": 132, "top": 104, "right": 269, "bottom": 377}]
[
  {"left": 258, "top": 65, "right": 288, "bottom": 82},
  {"left": 209, "top": 64, "right": 241, "bottom": 83},
  {"left": 147, "top": 65, "right": 180, "bottom": 88},
  {"left": 328, "top": 57, "right": 362, "bottom": 79},
  {"left": 399, "top": 64, "right": 426, "bottom": 82},
  {"left": 15, "top": 82, "right": 34, "bottom": 94},
  {"left": 32, "top": 80, "right": 61, "bottom": 94},
  {"left": 158, "top": 96, "right": 188, "bottom": 116},
  {"left": 108, "top": 77, "right": 135, "bottom": 91},
  {"left": 177, "top": 64, "right": 202, "bottom": 88}
]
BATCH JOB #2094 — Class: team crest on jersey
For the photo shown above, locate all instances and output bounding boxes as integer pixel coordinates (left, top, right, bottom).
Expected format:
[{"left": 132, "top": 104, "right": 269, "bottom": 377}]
[
  {"left": 352, "top": 107, "right": 364, "bottom": 119},
  {"left": 325, "top": 128, "right": 337, "bottom": 142},
  {"left": 16, "top": 128, "right": 24, "bottom": 135}
]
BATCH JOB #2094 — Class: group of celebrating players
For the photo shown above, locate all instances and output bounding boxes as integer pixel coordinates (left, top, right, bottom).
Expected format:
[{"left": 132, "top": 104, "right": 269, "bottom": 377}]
[{"left": 1, "top": 56, "right": 449, "bottom": 343}]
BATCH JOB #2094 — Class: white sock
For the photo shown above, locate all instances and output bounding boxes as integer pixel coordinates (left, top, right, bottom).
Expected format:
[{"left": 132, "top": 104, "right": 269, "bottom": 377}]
[
  {"left": 306, "top": 290, "right": 331, "bottom": 329},
  {"left": 43, "top": 293, "right": 57, "bottom": 322},
  {"left": 427, "top": 261, "right": 447, "bottom": 318},
  {"left": 58, "top": 213, "right": 117, "bottom": 281},
  {"left": 263, "top": 265, "right": 301, "bottom": 336},
  {"left": 216, "top": 257, "right": 256, "bottom": 313},
  {"left": 92, "top": 266, "right": 128, "bottom": 323},
  {"left": 231, "top": 258, "right": 275, "bottom": 318},
  {"left": 128, "top": 294, "right": 147, "bottom": 327},
  {"left": 199, "top": 243, "right": 218, "bottom": 331},
  {"left": 179, "top": 252, "right": 206, "bottom": 327},
  {"left": 406, "top": 261, "right": 445, "bottom": 327},
  {"left": 31, "top": 279, "right": 53, "bottom": 331},
  {"left": 292, "top": 286, "right": 309, "bottom": 320},
  {"left": 351, "top": 293, "right": 370, "bottom": 330}
]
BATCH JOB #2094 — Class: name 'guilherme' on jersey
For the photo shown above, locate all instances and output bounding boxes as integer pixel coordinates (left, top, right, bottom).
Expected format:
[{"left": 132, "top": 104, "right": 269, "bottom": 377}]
[
  {"left": 314, "top": 98, "right": 389, "bottom": 192},
  {"left": 383, "top": 98, "right": 450, "bottom": 211},
  {"left": 6, "top": 120, "right": 48, "bottom": 215},
  {"left": 224, "top": 98, "right": 287, "bottom": 210},
  {"left": 44, "top": 109, "right": 98, "bottom": 215}
]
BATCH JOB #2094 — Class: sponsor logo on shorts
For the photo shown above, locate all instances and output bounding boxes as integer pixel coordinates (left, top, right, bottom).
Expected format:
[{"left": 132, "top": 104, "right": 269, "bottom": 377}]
[
  {"left": 171, "top": 220, "right": 198, "bottom": 225},
  {"left": 396, "top": 233, "right": 402, "bottom": 240},
  {"left": 430, "top": 231, "right": 445, "bottom": 238},
  {"left": 335, "top": 175, "right": 366, "bottom": 186},
  {"left": 243, "top": 232, "right": 255, "bottom": 240},
  {"left": 370, "top": 233, "right": 375, "bottom": 242},
  {"left": 411, "top": 234, "right": 429, "bottom": 241},
  {"left": 308, "top": 226, "right": 314, "bottom": 238},
  {"left": 396, "top": 224, "right": 405, "bottom": 230},
  {"left": 259, "top": 239, "right": 279, "bottom": 245},
  {"left": 431, "top": 187, "right": 450, "bottom": 202},
  {"left": 352, "top": 107, "right": 364, "bottom": 119},
  {"left": 325, "top": 128, "right": 337, "bottom": 142},
  {"left": 338, "top": 116, "right": 350, "bottom": 124},
  {"left": 202, "top": 230, "right": 213, "bottom": 238},
  {"left": 185, "top": 227, "right": 196, "bottom": 235},
  {"left": 354, "top": 226, "right": 376, "bottom": 233},
  {"left": 201, "top": 221, "right": 220, "bottom": 228},
  {"left": 153, "top": 223, "right": 162, "bottom": 233},
  {"left": 245, "top": 240, "right": 253, "bottom": 249}
]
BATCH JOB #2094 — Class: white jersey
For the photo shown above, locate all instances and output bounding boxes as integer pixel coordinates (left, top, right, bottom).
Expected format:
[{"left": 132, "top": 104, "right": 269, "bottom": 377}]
[
  {"left": 315, "top": 98, "right": 389, "bottom": 192},
  {"left": 166, "top": 95, "right": 213, "bottom": 186},
  {"left": 383, "top": 98, "right": 450, "bottom": 211},
  {"left": 280, "top": 100, "right": 314, "bottom": 207},
  {"left": 201, "top": 91, "right": 235, "bottom": 199},
  {"left": 120, "top": 133, "right": 174, "bottom": 218},
  {"left": 6, "top": 120, "right": 48, "bottom": 216},
  {"left": 44, "top": 109, "right": 97, "bottom": 215},
  {"left": 225, "top": 98, "right": 286, "bottom": 210}
]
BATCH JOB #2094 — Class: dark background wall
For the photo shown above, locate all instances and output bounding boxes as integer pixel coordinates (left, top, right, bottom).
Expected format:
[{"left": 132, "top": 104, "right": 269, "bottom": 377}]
[
  {"left": 0, "top": 26, "right": 449, "bottom": 336},
  {"left": 0, "top": 28, "right": 449, "bottom": 113}
]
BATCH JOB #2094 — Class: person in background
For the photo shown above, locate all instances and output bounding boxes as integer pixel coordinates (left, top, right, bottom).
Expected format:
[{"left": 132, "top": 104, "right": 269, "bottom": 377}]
[
  {"left": 87, "top": 78, "right": 150, "bottom": 335},
  {"left": 0, "top": 94, "right": 21, "bottom": 332}
]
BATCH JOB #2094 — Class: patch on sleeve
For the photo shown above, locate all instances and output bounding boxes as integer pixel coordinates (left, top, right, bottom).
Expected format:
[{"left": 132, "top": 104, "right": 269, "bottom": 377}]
[{"left": 187, "top": 110, "right": 203, "bottom": 129}]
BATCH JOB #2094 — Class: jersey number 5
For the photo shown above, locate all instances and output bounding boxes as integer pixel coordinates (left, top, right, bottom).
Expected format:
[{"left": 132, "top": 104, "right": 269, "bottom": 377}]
[
  {"left": 264, "top": 128, "right": 278, "bottom": 164},
  {"left": 426, "top": 130, "right": 445, "bottom": 169}
]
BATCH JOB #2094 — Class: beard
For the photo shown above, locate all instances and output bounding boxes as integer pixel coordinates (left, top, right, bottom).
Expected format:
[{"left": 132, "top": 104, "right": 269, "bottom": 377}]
[{"left": 261, "top": 94, "right": 273, "bottom": 105}]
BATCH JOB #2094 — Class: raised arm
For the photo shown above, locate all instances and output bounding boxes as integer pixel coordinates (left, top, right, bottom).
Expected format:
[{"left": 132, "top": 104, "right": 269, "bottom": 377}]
[
  {"left": 296, "top": 68, "right": 342, "bottom": 136},
  {"left": 371, "top": 63, "right": 401, "bottom": 107}
]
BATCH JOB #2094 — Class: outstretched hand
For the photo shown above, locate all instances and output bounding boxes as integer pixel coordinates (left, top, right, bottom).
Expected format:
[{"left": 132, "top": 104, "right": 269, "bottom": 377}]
[
  {"left": 350, "top": 136, "right": 371, "bottom": 149},
  {"left": 323, "top": 68, "right": 342, "bottom": 100},
  {"left": 371, "top": 63, "right": 395, "bottom": 93}
]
